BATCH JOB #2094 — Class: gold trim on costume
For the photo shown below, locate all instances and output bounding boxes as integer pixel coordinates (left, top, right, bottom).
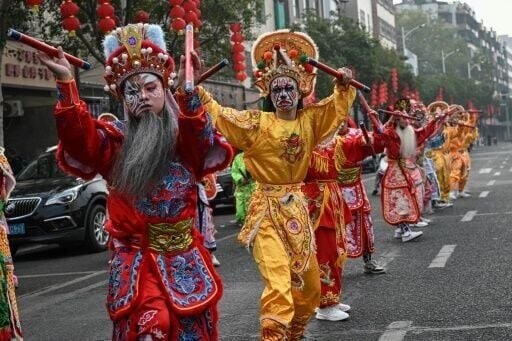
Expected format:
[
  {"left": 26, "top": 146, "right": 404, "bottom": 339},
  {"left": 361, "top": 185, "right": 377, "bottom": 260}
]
[
  {"left": 148, "top": 219, "right": 193, "bottom": 253},
  {"left": 337, "top": 167, "right": 360, "bottom": 185}
]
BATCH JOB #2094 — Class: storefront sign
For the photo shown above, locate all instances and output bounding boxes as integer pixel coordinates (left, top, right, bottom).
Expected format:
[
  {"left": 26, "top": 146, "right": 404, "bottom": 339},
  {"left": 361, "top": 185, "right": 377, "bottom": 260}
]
[{"left": 2, "top": 40, "right": 56, "bottom": 89}]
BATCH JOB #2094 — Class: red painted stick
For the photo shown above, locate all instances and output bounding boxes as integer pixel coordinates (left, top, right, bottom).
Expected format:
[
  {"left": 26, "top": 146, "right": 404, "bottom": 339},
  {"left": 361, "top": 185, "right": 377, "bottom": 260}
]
[
  {"left": 7, "top": 28, "right": 91, "bottom": 70},
  {"left": 306, "top": 57, "right": 370, "bottom": 93},
  {"left": 184, "top": 24, "right": 194, "bottom": 93}
]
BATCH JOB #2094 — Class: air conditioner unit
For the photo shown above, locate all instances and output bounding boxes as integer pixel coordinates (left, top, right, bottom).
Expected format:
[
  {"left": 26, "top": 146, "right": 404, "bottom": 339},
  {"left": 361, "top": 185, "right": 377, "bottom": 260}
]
[{"left": 3, "top": 100, "right": 24, "bottom": 118}]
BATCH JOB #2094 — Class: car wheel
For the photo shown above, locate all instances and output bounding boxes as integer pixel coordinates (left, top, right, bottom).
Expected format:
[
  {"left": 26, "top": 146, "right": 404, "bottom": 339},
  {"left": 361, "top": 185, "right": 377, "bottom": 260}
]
[{"left": 84, "top": 204, "right": 109, "bottom": 252}]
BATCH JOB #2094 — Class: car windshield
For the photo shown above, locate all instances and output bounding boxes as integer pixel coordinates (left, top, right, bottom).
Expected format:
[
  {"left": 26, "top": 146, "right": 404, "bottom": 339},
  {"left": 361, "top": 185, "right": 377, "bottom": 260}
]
[{"left": 17, "top": 153, "right": 68, "bottom": 180}]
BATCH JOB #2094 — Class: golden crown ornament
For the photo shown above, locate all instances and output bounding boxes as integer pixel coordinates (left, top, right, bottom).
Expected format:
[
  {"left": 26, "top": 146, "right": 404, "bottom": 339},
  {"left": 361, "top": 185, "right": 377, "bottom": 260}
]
[
  {"left": 102, "top": 23, "right": 176, "bottom": 99},
  {"left": 251, "top": 29, "right": 319, "bottom": 97}
]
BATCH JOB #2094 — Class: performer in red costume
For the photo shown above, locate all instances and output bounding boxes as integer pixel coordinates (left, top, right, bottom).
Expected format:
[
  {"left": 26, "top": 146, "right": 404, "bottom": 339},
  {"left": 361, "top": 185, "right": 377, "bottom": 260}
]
[
  {"left": 379, "top": 99, "right": 449, "bottom": 242},
  {"left": 38, "top": 24, "right": 232, "bottom": 340},
  {"left": 337, "top": 121, "right": 386, "bottom": 274},
  {"left": 302, "top": 123, "right": 352, "bottom": 322}
]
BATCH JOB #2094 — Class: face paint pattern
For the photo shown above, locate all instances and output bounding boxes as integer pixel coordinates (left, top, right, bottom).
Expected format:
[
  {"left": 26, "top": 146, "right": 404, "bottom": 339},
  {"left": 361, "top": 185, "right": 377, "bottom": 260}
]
[
  {"left": 123, "top": 73, "right": 165, "bottom": 117},
  {"left": 270, "top": 77, "right": 299, "bottom": 111}
]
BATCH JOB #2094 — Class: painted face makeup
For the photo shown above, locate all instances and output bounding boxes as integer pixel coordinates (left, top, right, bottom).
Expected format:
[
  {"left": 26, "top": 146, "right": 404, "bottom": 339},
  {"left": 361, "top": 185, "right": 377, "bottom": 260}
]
[
  {"left": 123, "top": 73, "right": 165, "bottom": 118},
  {"left": 270, "top": 76, "right": 299, "bottom": 111}
]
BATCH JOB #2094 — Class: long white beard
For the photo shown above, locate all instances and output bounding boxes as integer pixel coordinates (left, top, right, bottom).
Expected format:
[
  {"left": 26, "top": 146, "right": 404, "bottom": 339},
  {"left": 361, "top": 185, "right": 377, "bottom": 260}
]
[{"left": 395, "top": 125, "right": 417, "bottom": 158}]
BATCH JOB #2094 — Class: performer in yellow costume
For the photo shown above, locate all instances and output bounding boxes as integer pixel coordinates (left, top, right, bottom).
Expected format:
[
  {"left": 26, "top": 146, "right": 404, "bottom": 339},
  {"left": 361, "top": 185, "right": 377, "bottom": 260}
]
[
  {"left": 457, "top": 111, "right": 479, "bottom": 197},
  {"left": 447, "top": 105, "right": 467, "bottom": 200},
  {"left": 426, "top": 101, "right": 453, "bottom": 207},
  {"left": 198, "top": 29, "right": 356, "bottom": 340}
]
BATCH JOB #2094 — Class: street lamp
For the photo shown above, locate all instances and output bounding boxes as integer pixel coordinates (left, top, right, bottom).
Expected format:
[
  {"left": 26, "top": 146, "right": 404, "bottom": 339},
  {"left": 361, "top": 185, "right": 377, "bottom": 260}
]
[
  {"left": 467, "top": 62, "right": 481, "bottom": 78},
  {"left": 401, "top": 24, "right": 426, "bottom": 55},
  {"left": 441, "top": 48, "right": 460, "bottom": 74}
]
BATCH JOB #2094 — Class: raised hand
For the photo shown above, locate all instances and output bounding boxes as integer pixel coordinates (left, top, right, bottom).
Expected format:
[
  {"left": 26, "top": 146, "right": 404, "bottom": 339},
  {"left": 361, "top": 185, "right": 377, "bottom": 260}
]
[
  {"left": 37, "top": 46, "right": 73, "bottom": 81},
  {"left": 336, "top": 67, "right": 353, "bottom": 87},
  {"left": 176, "top": 50, "right": 204, "bottom": 92}
]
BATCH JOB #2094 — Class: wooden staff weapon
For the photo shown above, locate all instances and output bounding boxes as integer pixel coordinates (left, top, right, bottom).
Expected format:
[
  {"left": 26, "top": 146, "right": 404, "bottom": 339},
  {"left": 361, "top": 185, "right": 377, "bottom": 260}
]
[
  {"left": 7, "top": 28, "right": 91, "bottom": 70},
  {"left": 378, "top": 109, "right": 419, "bottom": 121},
  {"left": 305, "top": 57, "right": 371, "bottom": 93},
  {"left": 197, "top": 59, "right": 229, "bottom": 85},
  {"left": 359, "top": 121, "right": 376, "bottom": 158},
  {"left": 357, "top": 90, "right": 383, "bottom": 133}
]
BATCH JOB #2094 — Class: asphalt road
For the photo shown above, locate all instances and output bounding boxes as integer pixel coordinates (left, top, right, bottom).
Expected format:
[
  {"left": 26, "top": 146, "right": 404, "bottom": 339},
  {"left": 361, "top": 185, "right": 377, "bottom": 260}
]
[{"left": 13, "top": 143, "right": 512, "bottom": 340}]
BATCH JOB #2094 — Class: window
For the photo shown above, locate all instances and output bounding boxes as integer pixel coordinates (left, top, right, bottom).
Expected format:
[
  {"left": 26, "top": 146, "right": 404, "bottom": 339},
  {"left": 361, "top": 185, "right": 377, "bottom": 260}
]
[{"left": 274, "top": 0, "right": 289, "bottom": 29}]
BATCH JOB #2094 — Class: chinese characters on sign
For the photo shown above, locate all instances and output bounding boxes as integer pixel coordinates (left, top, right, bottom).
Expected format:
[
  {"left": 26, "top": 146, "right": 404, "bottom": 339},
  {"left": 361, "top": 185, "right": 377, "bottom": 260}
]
[{"left": 2, "top": 40, "right": 56, "bottom": 88}]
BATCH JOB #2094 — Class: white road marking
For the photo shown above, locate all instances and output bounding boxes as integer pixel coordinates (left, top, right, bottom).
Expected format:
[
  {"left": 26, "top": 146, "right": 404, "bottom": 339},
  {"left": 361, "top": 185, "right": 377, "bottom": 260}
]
[
  {"left": 479, "top": 191, "right": 490, "bottom": 198},
  {"left": 500, "top": 165, "right": 504, "bottom": 169},
  {"left": 216, "top": 232, "right": 240, "bottom": 243},
  {"left": 17, "top": 271, "right": 98, "bottom": 279},
  {"left": 428, "top": 245, "right": 456, "bottom": 268},
  {"left": 410, "top": 321, "right": 512, "bottom": 333},
  {"left": 510, "top": 167, "right": 512, "bottom": 172},
  {"left": 479, "top": 168, "right": 492, "bottom": 174},
  {"left": 494, "top": 172, "right": 501, "bottom": 176},
  {"left": 19, "top": 279, "right": 109, "bottom": 315},
  {"left": 379, "top": 321, "right": 412, "bottom": 341},
  {"left": 19, "top": 270, "right": 107, "bottom": 299},
  {"left": 487, "top": 180, "right": 496, "bottom": 186},
  {"left": 461, "top": 210, "right": 477, "bottom": 222}
]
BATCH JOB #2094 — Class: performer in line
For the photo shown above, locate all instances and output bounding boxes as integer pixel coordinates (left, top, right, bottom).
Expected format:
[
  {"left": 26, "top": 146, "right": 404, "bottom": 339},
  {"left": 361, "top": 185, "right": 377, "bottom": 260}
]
[
  {"left": 38, "top": 24, "right": 232, "bottom": 340},
  {"left": 231, "top": 151, "right": 256, "bottom": 226},
  {"left": 379, "top": 99, "right": 451, "bottom": 242},
  {"left": 457, "top": 110, "right": 478, "bottom": 197},
  {"left": 197, "top": 29, "right": 355, "bottom": 340},
  {"left": 447, "top": 105, "right": 468, "bottom": 200},
  {"left": 426, "top": 101, "right": 454, "bottom": 208},
  {"left": 337, "top": 120, "right": 386, "bottom": 273},
  {"left": 302, "top": 121, "right": 351, "bottom": 322},
  {"left": 0, "top": 147, "right": 22, "bottom": 340},
  {"left": 198, "top": 173, "right": 221, "bottom": 267}
]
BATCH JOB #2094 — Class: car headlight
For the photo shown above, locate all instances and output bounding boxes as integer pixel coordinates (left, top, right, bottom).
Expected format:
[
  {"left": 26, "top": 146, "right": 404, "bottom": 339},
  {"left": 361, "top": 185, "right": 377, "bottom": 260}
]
[{"left": 45, "top": 186, "right": 81, "bottom": 206}]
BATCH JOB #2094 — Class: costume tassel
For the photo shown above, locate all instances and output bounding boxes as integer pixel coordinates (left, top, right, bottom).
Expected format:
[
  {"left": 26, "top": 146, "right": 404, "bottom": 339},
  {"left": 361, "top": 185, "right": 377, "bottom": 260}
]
[
  {"left": 311, "top": 153, "right": 329, "bottom": 173},
  {"left": 334, "top": 138, "right": 346, "bottom": 172}
]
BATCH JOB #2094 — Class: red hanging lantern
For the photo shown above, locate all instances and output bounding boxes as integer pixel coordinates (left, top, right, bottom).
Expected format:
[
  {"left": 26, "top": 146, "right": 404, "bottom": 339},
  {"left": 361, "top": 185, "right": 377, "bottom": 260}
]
[
  {"left": 182, "top": 0, "right": 197, "bottom": 12},
  {"left": 370, "top": 81, "right": 378, "bottom": 108},
  {"left": 231, "top": 43, "right": 244, "bottom": 53},
  {"left": 25, "top": 0, "right": 43, "bottom": 13},
  {"left": 193, "top": 19, "right": 202, "bottom": 29},
  {"left": 61, "top": 0, "right": 81, "bottom": 37},
  {"left": 233, "top": 62, "right": 246, "bottom": 72},
  {"left": 184, "top": 11, "right": 197, "bottom": 23},
  {"left": 232, "top": 52, "right": 245, "bottom": 63},
  {"left": 231, "top": 32, "right": 244, "bottom": 43},
  {"left": 170, "top": 6, "right": 185, "bottom": 19},
  {"left": 96, "top": 1, "right": 116, "bottom": 34},
  {"left": 230, "top": 23, "right": 241, "bottom": 32},
  {"left": 236, "top": 72, "right": 247, "bottom": 82},
  {"left": 60, "top": 1, "right": 79, "bottom": 18},
  {"left": 134, "top": 10, "right": 150, "bottom": 23},
  {"left": 97, "top": 3, "right": 115, "bottom": 18},
  {"left": 171, "top": 18, "right": 186, "bottom": 32},
  {"left": 98, "top": 17, "right": 116, "bottom": 33},
  {"left": 390, "top": 68, "right": 398, "bottom": 93},
  {"left": 62, "top": 16, "right": 81, "bottom": 37}
]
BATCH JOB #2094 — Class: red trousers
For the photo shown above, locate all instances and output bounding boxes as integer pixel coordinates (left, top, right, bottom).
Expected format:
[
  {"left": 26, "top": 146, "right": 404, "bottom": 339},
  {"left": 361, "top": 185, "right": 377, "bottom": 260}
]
[{"left": 315, "top": 227, "right": 343, "bottom": 308}]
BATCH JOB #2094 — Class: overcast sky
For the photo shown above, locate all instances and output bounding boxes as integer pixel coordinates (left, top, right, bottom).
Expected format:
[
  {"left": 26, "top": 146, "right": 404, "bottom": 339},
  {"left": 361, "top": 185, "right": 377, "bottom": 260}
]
[{"left": 394, "top": 0, "right": 512, "bottom": 37}]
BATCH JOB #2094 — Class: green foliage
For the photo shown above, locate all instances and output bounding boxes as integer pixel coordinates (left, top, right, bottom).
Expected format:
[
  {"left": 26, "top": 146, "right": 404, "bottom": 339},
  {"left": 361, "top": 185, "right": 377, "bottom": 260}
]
[
  {"left": 396, "top": 9, "right": 495, "bottom": 109},
  {"left": 9, "top": 0, "right": 265, "bottom": 67},
  {"left": 292, "top": 12, "right": 414, "bottom": 99}
]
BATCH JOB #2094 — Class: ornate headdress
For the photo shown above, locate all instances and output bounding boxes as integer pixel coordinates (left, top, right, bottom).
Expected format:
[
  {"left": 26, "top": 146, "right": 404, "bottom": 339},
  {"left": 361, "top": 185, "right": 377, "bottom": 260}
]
[
  {"left": 251, "top": 29, "right": 319, "bottom": 97},
  {"left": 394, "top": 98, "right": 411, "bottom": 113},
  {"left": 427, "top": 101, "right": 449, "bottom": 117},
  {"left": 102, "top": 24, "right": 175, "bottom": 99}
]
